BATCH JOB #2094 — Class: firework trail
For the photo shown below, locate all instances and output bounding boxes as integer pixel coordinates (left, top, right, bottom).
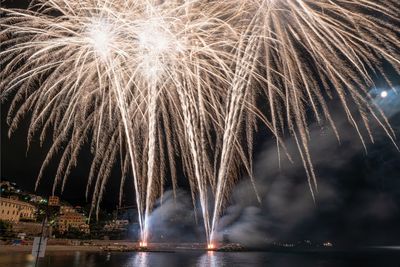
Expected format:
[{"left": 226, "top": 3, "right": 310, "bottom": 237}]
[
  {"left": 1, "top": 0, "right": 400, "bottom": 246},
  {"left": 0, "top": 0, "right": 237, "bottom": 243},
  {"left": 210, "top": 0, "right": 400, "bottom": 241}
]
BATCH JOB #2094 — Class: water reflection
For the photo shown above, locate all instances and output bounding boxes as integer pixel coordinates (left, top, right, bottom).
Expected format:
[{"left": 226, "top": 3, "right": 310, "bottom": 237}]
[
  {"left": 0, "top": 250, "right": 399, "bottom": 267},
  {"left": 132, "top": 252, "right": 148, "bottom": 267},
  {"left": 197, "top": 251, "right": 223, "bottom": 267},
  {"left": 73, "top": 251, "right": 81, "bottom": 266},
  {"left": 105, "top": 252, "right": 111, "bottom": 261}
]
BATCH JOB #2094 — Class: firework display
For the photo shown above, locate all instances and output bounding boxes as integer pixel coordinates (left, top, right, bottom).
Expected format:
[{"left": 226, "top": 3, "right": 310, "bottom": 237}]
[{"left": 1, "top": 0, "right": 399, "bottom": 246}]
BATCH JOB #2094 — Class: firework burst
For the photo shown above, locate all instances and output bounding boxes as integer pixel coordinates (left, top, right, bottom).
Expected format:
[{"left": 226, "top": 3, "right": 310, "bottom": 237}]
[{"left": 1, "top": 0, "right": 399, "bottom": 245}]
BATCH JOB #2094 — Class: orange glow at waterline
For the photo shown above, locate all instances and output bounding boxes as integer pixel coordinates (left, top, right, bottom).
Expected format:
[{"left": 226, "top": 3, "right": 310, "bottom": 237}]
[{"left": 207, "top": 243, "right": 215, "bottom": 250}]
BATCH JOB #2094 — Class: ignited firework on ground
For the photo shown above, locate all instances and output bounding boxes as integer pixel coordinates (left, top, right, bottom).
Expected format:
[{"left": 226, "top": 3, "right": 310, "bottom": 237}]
[{"left": 1, "top": 0, "right": 399, "bottom": 246}]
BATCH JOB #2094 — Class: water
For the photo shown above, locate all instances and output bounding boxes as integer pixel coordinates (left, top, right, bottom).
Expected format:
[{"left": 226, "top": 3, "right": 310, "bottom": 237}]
[{"left": 1, "top": 251, "right": 399, "bottom": 267}]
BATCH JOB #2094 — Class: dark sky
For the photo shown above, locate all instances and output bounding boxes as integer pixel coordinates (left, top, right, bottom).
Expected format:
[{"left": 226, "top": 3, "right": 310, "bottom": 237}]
[{"left": 1, "top": 0, "right": 400, "bottom": 246}]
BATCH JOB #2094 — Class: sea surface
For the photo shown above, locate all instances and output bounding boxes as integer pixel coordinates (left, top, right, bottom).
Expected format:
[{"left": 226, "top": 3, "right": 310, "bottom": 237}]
[{"left": 1, "top": 250, "right": 399, "bottom": 267}]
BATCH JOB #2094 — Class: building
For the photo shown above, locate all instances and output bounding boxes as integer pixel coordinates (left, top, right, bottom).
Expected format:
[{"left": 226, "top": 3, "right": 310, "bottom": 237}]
[
  {"left": 0, "top": 197, "right": 37, "bottom": 222},
  {"left": 104, "top": 220, "right": 129, "bottom": 231},
  {"left": 56, "top": 208, "right": 90, "bottom": 234},
  {"left": 60, "top": 205, "right": 76, "bottom": 215},
  {"left": 48, "top": 196, "right": 60, "bottom": 206}
]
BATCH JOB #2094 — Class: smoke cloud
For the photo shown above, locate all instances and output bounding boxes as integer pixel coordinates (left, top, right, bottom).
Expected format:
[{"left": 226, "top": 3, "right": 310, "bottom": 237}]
[
  {"left": 146, "top": 189, "right": 205, "bottom": 242},
  {"left": 214, "top": 102, "right": 400, "bottom": 247}
]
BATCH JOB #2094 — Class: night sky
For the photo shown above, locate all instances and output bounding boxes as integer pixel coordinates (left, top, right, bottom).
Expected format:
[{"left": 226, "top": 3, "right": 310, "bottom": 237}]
[{"left": 1, "top": 0, "right": 400, "bottom": 246}]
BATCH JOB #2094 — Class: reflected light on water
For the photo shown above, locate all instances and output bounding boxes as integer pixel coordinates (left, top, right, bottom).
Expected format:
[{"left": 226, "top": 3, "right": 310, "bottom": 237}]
[
  {"left": 132, "top": 252, "right": 148, "bottom": 267},
  {"left": 73, "top": 252, "right": 81, "bottom": 266},
  {"left": 197, "top": 251, "right": 222, "bottom": 267}
]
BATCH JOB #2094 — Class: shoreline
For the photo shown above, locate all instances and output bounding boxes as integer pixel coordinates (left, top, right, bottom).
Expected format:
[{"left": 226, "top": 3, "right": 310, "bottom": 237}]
[
  {"left": 1, "top": 244, "right": 399, "bottom": 254},
  {"left": 0, "top": 241, "right": 206, "bottom": 253}
]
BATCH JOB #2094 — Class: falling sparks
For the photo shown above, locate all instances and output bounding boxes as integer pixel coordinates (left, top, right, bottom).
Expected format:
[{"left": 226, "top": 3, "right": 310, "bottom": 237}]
[{"left": 1, "top": 0, "right": 399, "bottom": 245}]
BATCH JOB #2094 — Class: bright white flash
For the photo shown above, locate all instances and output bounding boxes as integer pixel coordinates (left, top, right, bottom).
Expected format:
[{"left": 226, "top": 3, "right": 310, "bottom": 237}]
[
  {"left": 380, "top": 90, "right": 388, "bottom": 98},
  {"left": 88, "top": 20, "right": 113, "bottom": 59},
  {"left": 138, "top": 26, "right": 170, "bottom": 54},
  {"left": 137, "top": 20, "right": 177, "bottom": 80}
]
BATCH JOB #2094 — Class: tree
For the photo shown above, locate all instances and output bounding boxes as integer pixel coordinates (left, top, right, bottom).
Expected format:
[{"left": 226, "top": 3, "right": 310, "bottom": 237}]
[{"left": 0, "top": 220, "right": 15, "bottom": 240}]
